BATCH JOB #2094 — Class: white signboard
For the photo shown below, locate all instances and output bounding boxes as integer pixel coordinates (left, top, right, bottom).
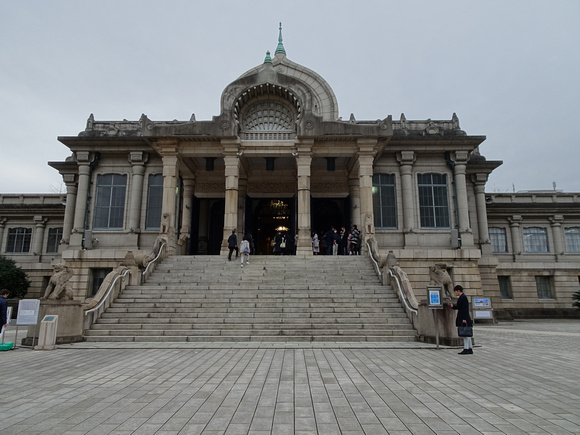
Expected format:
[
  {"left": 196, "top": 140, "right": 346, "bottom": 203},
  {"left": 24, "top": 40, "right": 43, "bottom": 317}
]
[{"left": 16, "top": 299, "right": 41, "bottom": 325}]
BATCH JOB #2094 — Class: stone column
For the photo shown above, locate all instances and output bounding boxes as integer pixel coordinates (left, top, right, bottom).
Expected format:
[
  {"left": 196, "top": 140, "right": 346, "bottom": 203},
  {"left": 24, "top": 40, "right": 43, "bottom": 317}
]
[
  {"left": 472, "top": 173, "right": 492, "bottom": 254},
  {"left": 33, "top": 216, "right": 47, "bottom": 256},
  {"left": 348, "top": 177, "right": 361, "bottom": 228},
  {"left": 178, "top": 177, "right": 195, "bottom": 254},
  {"left": 295, "top": 142, "right": 313, "bottom": 255},
  {"left": 453, "top": 151, "right": 474, "bottom": 247},
  {"left": 159, "top": 141, "right": 180, "bottom": 254},
  {"left": 357, "top": 139, "right": 378, "bottom": 248},
  {"left": 221, "top": 140, "right": 240, "bottom": 255},
  {"left": 61, "top": 174, "right": 77, "bottom": 247},
  {"left": 508, "top": 215, "right": 523, "bottom": 259},
  {"left": 549, "top": 215, "right": 564, "bottom": 258},
  {"left": 70, "top": 152, "right": 92, "bottom": 248},
  {"left": 397, "top": 151, "right": 417, "bottom": 247},
  {"left": 128, "top": 152, "right": 147, "bottom": 233},
  {"left": 0, "top": 218, "right": 6, "bottom": 251}
]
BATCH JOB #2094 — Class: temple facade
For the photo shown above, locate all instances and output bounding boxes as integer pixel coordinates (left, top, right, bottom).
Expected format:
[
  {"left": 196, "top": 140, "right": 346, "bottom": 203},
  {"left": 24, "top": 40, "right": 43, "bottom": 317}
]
[{"left": 1, "top": 30, "right": 579, "bottom": 318}]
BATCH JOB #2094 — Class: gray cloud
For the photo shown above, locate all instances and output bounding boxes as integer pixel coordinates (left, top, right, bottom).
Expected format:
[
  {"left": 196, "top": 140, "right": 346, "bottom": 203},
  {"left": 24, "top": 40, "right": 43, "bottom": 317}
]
[{"left": 1, "top": 0, "right": 578, "bottom": 193}]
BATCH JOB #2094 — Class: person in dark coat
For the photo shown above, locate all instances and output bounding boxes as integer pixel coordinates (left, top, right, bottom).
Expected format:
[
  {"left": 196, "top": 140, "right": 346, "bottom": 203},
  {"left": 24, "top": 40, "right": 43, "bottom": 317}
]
[
  {"left": 450, "top": 284, "right": 473, "bottom": 354},
  {"left": 0, "top": 289, "right": 9, "bottom": 333},
  {"left": 227, "top": 229, "right": 238, "bottom": 261}
]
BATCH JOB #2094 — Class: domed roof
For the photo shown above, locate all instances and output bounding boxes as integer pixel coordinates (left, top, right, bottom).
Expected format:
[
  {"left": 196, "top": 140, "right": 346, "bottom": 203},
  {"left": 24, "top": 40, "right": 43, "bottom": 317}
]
[{"left": 219, "top": 24, "right": 339, "bottom": 124}]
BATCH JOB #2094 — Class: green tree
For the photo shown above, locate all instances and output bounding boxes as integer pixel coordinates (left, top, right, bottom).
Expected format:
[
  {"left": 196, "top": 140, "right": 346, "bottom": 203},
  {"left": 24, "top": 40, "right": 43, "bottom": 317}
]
[{"left": 0, "top": 255, "right": 30, "bottom": 299}]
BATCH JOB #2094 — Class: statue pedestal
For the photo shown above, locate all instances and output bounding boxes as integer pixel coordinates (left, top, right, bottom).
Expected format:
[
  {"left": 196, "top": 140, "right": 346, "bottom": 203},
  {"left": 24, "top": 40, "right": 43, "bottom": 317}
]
[
  {"left": 416, "top": 302, "right": 466, "bottom": 346},
  {"left": 23, "top": 300, "right": 84, "bottom": 346}
]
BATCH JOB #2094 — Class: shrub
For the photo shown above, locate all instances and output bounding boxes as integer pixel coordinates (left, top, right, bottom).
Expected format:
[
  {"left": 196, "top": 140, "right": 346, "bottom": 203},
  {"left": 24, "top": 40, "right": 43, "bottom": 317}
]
[{"left": 0, "top": 256, "right": 30, "bottom": 299}]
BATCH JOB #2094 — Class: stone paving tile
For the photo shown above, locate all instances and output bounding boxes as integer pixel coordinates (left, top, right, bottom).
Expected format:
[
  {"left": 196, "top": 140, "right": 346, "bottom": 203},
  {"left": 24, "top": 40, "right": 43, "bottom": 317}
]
[{"left": 1, "top": 319, "right": 579, "bottom": 434}]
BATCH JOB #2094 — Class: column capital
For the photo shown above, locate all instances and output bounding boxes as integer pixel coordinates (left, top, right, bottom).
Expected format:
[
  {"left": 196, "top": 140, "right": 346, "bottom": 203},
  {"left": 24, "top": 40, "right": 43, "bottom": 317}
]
[
  {"left": 75, "top": 151, "right": 92, "bottom": 164},
  {"left": 549, "top": 215, "right": 564, "bottom": 225},
  {"left": 396, "top": 151, "right": 416, "bottom": 165},
  {"left": 128, "top": 151, "right": 148, "bottom": 165},
  {"left": 471, "top": 172, "right": 489, "bottom": 185},
  {"left": 508, "top": 215, "right": 523, "bottom": 225},
  {"left": 453, "top": 150, "right": 469, "bottom": 163}
]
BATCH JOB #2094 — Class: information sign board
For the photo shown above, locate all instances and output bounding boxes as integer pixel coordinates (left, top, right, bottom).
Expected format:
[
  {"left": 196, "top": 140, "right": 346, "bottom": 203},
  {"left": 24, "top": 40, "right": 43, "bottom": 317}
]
[{"left": 16, "top": 299, "right": 41, "bottom": 325}]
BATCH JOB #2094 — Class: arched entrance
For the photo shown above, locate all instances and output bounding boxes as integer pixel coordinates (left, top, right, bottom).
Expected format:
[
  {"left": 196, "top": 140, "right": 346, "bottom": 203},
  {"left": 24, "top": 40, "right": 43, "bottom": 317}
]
[
  {"left": 311, "top": 197, "right": 350, "bottom": 253},
  {"left": 249, "top": 198, "right": 295, "bottom": 255}
]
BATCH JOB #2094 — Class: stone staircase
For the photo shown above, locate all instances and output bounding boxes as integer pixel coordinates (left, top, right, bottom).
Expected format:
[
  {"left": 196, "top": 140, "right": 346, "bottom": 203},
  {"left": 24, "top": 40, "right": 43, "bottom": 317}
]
[{"left": 85, "top": 255, "right": 417, "bottom": 342}]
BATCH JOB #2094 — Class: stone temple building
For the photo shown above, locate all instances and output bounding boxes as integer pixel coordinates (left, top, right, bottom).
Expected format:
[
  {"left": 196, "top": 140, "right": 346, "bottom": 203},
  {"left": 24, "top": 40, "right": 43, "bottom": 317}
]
[{"left": 1, "top": 27, "right": 579, "bottom": 320}]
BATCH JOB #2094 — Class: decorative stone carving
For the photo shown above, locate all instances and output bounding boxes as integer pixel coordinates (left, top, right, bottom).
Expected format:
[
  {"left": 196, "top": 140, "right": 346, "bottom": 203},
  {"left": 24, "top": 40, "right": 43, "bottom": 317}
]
[
  {"left": 42, "top": 264, "right": 74, "bottom": 300},
  {"left": 429, "top": 263, "right": 453, "bottom": 297}
]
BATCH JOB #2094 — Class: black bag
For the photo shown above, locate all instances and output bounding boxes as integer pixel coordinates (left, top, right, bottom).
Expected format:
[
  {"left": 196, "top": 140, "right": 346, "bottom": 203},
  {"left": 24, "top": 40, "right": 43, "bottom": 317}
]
[{"left": 458, "top": 326, "right": 473, "bottom": 337}]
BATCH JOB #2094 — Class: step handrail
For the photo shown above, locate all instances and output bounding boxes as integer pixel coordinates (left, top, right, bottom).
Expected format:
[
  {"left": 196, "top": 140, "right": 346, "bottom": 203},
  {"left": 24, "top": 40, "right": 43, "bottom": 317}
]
[
  {"left": 387, "top": 268, "right": 418, "bottom": 315},
  {"left": 142, "top": 242, "right": 166, "bottom": 282},
  {"left": 85, "top": 268, "right": 131, "bottom": 316},
  {"left": 366, "top": 240, "right": 417, "bottom": 316}
]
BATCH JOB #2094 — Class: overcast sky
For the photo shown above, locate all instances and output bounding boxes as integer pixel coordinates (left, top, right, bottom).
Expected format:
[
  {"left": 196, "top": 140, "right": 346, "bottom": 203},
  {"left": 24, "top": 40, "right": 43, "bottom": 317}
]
[{"left": 1, "top": 0, "right": 579, "bottom": 194}]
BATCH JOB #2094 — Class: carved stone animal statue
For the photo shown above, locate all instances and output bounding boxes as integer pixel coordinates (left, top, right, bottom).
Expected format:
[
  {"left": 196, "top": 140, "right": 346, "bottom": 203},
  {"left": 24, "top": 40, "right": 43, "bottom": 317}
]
[
  {"left": 429, "top": 263, "right": 453, "bottom": 297},
  {"left": 42, "top": 264, "right": 74, "bottom": 300}
]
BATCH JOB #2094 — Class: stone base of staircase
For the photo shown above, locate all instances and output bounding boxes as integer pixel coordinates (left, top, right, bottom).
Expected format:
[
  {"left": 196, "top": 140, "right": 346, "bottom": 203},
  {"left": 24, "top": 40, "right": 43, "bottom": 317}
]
[{"left": 85, "top": 255, "right": 417, "bottom": 343}]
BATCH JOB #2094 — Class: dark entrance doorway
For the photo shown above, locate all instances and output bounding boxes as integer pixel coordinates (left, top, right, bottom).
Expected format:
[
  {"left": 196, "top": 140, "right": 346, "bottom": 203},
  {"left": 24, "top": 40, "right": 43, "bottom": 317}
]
[
  {"left": 247, "top": 198, "right": 295, "bottom": 255},
  {"left": 190, "top": 198, "right": 224, "bottom": 255},
  {"left": 311, "top": 197, "right": 350, "bottom": 251}
]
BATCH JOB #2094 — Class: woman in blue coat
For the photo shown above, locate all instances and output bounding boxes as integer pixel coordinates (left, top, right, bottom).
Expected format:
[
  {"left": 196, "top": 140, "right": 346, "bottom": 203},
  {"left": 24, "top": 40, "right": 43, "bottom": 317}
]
[{"left": 450, "top": 284, "right": 473, "bottom": 354}]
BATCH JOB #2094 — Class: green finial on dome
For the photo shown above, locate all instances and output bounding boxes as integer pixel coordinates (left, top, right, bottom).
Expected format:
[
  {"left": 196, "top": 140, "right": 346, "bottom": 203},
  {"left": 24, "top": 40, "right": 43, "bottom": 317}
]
[
  {"left": 264, "top": 50, "right": 272, "bottom": 63},
  {"left": 275, "top": 22, "right": 286, "bottom": 56}
]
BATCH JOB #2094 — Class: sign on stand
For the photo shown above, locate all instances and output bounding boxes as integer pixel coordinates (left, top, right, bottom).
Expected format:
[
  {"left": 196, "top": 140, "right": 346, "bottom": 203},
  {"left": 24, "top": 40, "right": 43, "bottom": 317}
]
[
  {"left": 16, "top": 299, "right": 41, "bottom": 347},
  {"left": 472, "top": 297, "right": 494, "bottom": 323},
  {"left": 427, "top": 286, "right": 443, "bottom": 349}
]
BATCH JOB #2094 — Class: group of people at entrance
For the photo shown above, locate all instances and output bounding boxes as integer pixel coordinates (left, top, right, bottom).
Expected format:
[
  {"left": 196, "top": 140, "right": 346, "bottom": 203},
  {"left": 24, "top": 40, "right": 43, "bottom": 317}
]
[{"left": 312, "top": 225, "right": 360, "bottom": 256}]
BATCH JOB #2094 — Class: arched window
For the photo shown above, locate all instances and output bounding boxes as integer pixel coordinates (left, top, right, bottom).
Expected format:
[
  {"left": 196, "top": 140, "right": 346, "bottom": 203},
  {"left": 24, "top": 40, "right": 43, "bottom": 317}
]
[{"left": 242, "top": 101, "right": 294, "bottom": 132}]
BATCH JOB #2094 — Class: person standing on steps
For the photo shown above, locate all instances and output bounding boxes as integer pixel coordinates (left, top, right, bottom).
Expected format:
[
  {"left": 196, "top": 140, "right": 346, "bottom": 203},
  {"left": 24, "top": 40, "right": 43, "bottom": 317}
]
[
  {"left": 240, "top": 235, "right": 251, "bottom": 268},
  {"left": 227, "top": 229, "right": 238, "bottom": 261},
  {"left": 350, "top": 225, "right": 360, "bottom": 255},
  {"left": 450, "top": 284, "right": 473, "bottom": 354}
]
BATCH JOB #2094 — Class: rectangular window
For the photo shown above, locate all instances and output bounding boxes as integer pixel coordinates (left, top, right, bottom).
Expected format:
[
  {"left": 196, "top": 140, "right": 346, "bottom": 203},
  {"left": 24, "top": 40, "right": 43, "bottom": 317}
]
[
  {"left": 145, "top": 174, "right": 164, "bottom": 230},
  {"left": 6, "top": 228, "right": 32, "bottom": 253},
  {"left": 564, "top": 227, "right": 580, "bottom": 253},
  {"left": 418, "top": 173, "right": 450, "bottom": 228},
  {"left": 523, "top": 227, "right": 549, "bottom": 253},
  {"left": 489, "top": 227, "right": 508, "bottom": 253},
  {"left": 535, "top": 276, "right": 554, "bottom": 299},
  {"left": 93, "top": 174, "right": 127, "bottom": 229},
  {"left": 372, "top": 174, "right": 397, "bottom": 229},
  {"left": 46, "top": 228, "right": 63, "bottom": 253},
  {"left": 91, "top": 268, "right": 113, "bottom": 297},
  {"left": 498, "top": 276, "right": 513, "bottom": 299}
]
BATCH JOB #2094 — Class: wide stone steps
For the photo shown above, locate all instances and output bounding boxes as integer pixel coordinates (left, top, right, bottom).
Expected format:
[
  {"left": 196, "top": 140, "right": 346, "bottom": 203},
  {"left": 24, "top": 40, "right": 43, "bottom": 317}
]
[{"left": 85, "top": 255, "right": 417, "bottom": 342}]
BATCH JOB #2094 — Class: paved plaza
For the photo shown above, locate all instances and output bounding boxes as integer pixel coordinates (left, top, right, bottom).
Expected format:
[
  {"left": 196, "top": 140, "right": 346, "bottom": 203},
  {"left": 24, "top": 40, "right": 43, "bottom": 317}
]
[{"left": 1, "top": 319, "right": 579, "bottom": 434}]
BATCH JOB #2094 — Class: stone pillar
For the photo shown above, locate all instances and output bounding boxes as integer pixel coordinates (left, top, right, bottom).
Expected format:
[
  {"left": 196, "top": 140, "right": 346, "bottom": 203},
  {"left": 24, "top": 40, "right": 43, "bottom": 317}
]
[
  {"left": 549, "top": 215, "right": 564, "bottom": 258},
  {"left": 295, "top": 142, "right": 313, "bottom": 255},
  {"left": 357, "top": 139, "right": 377, "bottom": 247},
  {"left": 397, "top": 151, "right": 417, "bottom": 247},
  {"left": 0, "top": 218, "right": 6, "bottom": 251},
  {"left": 221, "top": 140, "right": 240, "bottom": 255},
  {"left": 159, "top": 141, "right": 180, "bottom": 255},
  {"left": 179, "top": 177, "right": 195, "bottom": 254},
  {"left": 128, "top": 152, "right": 147, "bottom": 233},
  {"left": 238, "top": 177, "right": 247, "bottom": 233},
  {"left": 348, "top": 177, "right": 361, "bottom": 228},
  {"left": 61, "top": 174, "right": 77, "bottom": 247},
  {"left": 453, "top": 151, "right": 474, "bottom": 247},
  {"left": 33, "top": 216, "right": 47, "bottom": 256},
  {"left": 472, "top": 173, "right": 492, "bottom": 254},
  {"left": 71, "top": 152, "right": 92, "bottom": 248},
  {"left": 508, "top": 215, "right": 523, "bottom": 259}
]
